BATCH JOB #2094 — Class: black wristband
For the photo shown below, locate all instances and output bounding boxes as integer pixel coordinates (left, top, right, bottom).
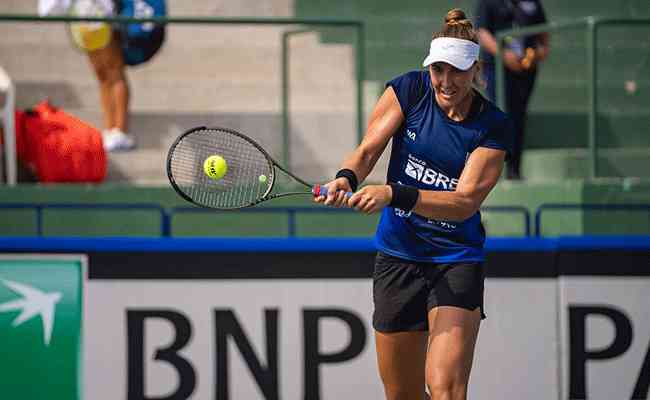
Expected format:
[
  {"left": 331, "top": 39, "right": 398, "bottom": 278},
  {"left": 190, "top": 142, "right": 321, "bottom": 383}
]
[
  {"left": 389, "top": 183, "right": 419, "bottom": 211},
  {"left": 335, "top": 168, "right": 358, "bottom": 192}
]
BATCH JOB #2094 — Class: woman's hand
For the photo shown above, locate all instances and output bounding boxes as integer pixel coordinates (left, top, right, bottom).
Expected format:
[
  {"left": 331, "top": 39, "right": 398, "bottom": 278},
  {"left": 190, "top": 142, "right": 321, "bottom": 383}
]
[
  {"left": 348, "top": 185, "right": 392, "bottom": 214},
  {"left": 313, "top": 177, "right": 352, "bottom": 208}
]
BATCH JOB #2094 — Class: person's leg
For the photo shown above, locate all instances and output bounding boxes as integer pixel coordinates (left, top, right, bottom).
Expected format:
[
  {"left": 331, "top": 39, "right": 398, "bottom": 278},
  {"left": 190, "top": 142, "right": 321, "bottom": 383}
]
[
  {"left": 505, "top": 69, "right": 538, "bottom": 179},
  {"left": 504, "top": 70, "right": 525, "bottom": 179},
  {"left": 425, "top": 306, "right": 481, "bottom": 400},
  {"left": 372, "top": 252, "right": 431, "bottom": 399},
  {"left": 86, "top": 33, "right": 129, "bottom": 133},
  {"left": 375, "top": 330, "right": 429, "bottom": 400}
]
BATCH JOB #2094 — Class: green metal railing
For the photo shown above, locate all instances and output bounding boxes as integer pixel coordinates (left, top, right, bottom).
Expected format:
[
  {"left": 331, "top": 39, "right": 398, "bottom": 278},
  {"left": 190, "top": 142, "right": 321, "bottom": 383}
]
[
  {"left": 495, "top": 17, "right": 650, "bottom": 179},
  {"left": 281, "top": 26, "right": 364, "bottom": 167},
  {"left": 0, "top": 14, "right": 365, "bottom": 169}
]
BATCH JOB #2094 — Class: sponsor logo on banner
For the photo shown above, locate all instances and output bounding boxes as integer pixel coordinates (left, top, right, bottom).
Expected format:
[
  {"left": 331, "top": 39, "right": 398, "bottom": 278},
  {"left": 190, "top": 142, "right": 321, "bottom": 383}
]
[
  {"left": 0, "top": 256, "right": 83, "bottom": 400},
  {"left": 85, "top": 280, "right": 381, "bottom": 400},
  {"left": 0, "top": 279, "right": 62, "bottom": 345},
  {"left": 560, "top": 279, "right": 650, "bottom": 400}
]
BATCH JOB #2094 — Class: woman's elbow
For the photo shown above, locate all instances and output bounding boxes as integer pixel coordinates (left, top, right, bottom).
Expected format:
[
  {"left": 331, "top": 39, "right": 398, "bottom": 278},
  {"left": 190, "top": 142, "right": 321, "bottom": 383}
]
[{"left": 449, "top": 195, "right": 481, "bottom": 221}]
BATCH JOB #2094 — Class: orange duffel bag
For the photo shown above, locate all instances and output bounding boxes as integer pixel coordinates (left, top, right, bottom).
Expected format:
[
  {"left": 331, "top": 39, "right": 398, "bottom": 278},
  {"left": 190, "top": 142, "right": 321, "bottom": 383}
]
[{"left": 15, "top": 100, "right": 106, "bottom": 183}]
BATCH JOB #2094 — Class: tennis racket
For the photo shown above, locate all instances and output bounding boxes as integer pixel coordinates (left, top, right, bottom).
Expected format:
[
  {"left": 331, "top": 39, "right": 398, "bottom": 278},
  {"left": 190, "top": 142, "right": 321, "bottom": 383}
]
[{"left": 166, "top": 126, "right": 351, "bottom": 210}]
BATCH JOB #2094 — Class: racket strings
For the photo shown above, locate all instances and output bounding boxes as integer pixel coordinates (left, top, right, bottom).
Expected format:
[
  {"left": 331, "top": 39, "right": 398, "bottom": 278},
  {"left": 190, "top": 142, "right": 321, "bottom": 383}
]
[{"left": 168, "top": 128, "right": 273, "bottom": 208}]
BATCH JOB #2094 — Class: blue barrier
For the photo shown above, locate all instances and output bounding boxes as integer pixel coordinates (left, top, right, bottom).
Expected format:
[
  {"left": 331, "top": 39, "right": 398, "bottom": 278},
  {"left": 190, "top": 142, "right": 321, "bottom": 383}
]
[
  {"left": 535, "top": 203, "right": 650, "bottom": 237},
  {"left": 0, "top": 236, "right": 647, "bottom": 253}
]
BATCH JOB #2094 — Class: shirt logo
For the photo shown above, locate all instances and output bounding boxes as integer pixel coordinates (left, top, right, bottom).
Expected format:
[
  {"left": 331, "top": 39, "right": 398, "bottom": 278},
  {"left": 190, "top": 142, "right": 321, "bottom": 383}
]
[
  {"left": 405, "top": 159, "right": 424, "bottom": 180},
  {"left": 406, "top": 129, "right": 417, "bottom": 141},
  {"left": 404, "top": 154, "right": 459, "bottom": 190},
  {"left": 519, "top": 1, "right": 538, "bottom": 15}
]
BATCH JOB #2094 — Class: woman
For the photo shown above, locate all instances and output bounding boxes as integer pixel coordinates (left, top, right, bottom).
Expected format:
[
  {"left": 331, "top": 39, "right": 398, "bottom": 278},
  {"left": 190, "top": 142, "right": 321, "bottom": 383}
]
[
  {"left": 72, "top": 0, "right": 135, "bottom": 151},
  {"left": 88, "top": 30, "right": 135, "bottom": 152},
  {"left": 315, "top": 8, "right": 513, "bottom": 400}
]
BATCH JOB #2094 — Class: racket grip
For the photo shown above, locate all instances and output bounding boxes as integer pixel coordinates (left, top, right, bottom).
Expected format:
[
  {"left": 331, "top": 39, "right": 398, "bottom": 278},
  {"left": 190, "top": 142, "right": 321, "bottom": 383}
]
[{"left": 312, "top": 184, "right": 353, "bottom": 198}]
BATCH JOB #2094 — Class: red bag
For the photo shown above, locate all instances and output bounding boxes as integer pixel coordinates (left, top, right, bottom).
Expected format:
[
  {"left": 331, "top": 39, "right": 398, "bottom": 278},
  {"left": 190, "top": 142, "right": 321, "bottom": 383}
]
[{"left": 15, "top": 100, "right": 106, "bottom": 183}]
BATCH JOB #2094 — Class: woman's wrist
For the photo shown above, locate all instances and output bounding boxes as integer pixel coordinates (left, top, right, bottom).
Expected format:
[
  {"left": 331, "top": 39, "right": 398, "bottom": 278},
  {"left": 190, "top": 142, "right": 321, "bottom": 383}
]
[
  {"left": 388, "top": 183, "right": 419, "bottom": 211},
  {"left": 335, "top": 168, "right": 358, "bottom": 192}
]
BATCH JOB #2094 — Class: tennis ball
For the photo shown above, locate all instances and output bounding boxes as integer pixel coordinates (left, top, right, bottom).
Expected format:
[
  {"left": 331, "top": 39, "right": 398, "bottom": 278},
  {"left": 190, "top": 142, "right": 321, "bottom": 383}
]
[
  {"left": 204, "top": 155, "right": 228, "bottom": 180},
  {"left": 259, "top": 174, "right": 267, "bottom": 183}
]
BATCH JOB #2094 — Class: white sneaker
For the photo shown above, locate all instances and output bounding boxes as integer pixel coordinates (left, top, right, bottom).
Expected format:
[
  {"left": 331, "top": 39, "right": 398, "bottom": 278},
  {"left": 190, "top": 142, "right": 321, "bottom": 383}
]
[{"left": 103, "top": 128, "right": 135, "bottom": 152}]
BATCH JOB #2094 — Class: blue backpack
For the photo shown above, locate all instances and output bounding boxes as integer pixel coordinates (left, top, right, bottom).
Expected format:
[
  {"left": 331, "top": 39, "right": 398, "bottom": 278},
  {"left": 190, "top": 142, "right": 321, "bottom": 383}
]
[{"left": 115, "top": 0, "right": 166, "bottom": 66}]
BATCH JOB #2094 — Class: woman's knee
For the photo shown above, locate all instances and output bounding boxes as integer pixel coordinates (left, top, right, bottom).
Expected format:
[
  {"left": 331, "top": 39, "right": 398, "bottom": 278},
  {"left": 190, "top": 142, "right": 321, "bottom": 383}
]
[
  {"left": 382, "top": 384, "right": 428, "bottom": 400},
  {"left": 426, "top": 372, "right": 467, "bottom": 399}
]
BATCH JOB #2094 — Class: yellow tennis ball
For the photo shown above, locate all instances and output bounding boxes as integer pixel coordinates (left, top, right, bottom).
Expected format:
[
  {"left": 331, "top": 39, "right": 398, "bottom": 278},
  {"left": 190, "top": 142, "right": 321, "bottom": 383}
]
[
  {"left": 259, "top": 174, "right": 267, "bottom": 183},
  {"left": 204, "top": 155, "right": 228, "bottom": 180}
]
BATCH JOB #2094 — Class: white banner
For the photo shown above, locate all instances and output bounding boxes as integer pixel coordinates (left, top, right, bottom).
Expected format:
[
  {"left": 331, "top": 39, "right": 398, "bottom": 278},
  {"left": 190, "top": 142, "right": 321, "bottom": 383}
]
[
  {"left": 559, "top": 277, "right": 650, "bottom": 400},
  {"left": 84, "top": 279, "right": 382, "bottom": 400},
  {"left": 84, "top": 278, "right": 565, "bottom": 400}
]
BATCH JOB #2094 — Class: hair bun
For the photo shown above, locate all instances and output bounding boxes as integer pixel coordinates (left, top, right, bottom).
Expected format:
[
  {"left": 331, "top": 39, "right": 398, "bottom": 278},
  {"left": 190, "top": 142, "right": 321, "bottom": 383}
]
[{"left": 445, "top": 8, "right": 468, "bottom": 25}]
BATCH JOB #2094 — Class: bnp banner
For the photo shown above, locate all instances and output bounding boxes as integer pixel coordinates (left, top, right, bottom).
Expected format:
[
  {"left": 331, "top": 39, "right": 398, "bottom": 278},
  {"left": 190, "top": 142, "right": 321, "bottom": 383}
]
[{"left": 0, "top": 255, "right": 84, "bottom": 400}]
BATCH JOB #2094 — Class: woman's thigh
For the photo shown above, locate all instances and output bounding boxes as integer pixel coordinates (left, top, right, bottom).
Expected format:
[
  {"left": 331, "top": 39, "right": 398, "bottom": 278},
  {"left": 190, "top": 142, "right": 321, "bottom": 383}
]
[
  {"left": 87, "top": 33, "right": 125, "bottom": 79},
  {"left": 426, "top": 306, "right": 481, "bottom": 387},
  {"left": 375, "top": 330, "right": 428, "bottom": 399}
]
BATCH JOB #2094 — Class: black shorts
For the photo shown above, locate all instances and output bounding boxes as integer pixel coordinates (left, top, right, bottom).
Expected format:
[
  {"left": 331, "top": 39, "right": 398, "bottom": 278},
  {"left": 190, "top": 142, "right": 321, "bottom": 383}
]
[{"left": 372, "top": 252, "right": 486, "bottom": 333}]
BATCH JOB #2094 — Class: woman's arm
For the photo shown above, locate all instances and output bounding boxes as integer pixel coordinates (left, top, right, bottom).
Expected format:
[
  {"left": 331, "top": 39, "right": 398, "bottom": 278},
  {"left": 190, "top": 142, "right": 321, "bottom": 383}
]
[
  {"left": 318, "top": 86, "right": 404, "bottom": 206},
  {"left": 348, "top": 147, "right": 506, "bottom": 218},
  {"left": 412, "top": 147, "right": 505, "bottom": 221},
  {"left": 341, "top": 86, "right": 404, "bottom": 182}
]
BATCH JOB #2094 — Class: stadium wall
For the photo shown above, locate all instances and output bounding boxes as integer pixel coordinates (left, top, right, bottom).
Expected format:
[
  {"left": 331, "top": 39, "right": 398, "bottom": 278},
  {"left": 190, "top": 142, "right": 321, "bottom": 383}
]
[
  {"left": 3, "top": 180, "right": 650, "bottom": 237},
  {"left": 0, "top": 237, "right": 648, "bottom": 400}
]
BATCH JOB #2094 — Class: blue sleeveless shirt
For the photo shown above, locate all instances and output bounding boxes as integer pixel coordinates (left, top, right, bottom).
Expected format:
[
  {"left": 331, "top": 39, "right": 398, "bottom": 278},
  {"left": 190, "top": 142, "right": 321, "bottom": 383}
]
[{"left": 375, "top": 70, "right": 514, "bottom": 263}]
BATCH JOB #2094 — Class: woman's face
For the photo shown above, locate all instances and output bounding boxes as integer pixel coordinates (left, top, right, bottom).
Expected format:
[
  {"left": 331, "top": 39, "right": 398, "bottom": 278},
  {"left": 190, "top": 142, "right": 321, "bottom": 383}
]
[{"left": 428, "top": 62, "right": 477, "bottom": 110}]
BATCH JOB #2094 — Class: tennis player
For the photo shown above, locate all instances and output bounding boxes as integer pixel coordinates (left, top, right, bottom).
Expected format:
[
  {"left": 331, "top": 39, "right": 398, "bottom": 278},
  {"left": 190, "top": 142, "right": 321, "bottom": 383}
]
[{"left": 315, "top": 8, "right": 513, "bottom": 400}]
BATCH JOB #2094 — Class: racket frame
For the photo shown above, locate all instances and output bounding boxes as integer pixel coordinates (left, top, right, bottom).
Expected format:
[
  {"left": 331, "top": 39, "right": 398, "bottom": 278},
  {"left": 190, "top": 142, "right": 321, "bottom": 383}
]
[{"left": 167, "top": 126, "right": 315, "bottom": 210}]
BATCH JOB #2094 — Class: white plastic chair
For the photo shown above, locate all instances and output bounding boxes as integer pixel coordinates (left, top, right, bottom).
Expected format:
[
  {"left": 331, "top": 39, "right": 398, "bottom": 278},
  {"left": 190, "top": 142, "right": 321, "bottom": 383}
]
[{"left": 0, "top": 66, "right": 16, "bottom": 186}]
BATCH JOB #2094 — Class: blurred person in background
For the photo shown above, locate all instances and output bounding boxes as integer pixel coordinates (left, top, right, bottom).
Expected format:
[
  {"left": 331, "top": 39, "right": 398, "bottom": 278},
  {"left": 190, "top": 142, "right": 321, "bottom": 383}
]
[
  {"left": 475, "top": 0, "right": 549, "bottom": 180},
  {"left": 41, "top": 0, "right": 135, "bottom": 151},
  {"left": 74, "top": 0, "right": 135, "bottom": 151}
]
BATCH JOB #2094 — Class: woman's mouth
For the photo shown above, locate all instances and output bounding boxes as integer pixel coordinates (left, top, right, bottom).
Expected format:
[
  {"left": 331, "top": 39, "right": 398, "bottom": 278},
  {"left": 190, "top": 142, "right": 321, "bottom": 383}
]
[{"left": 438, "top": 88, "right": 457, "bottom": 100}]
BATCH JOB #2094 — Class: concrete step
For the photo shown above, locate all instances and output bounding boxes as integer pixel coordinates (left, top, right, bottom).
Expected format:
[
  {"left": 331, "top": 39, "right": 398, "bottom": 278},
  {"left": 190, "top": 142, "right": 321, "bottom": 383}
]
[{"left": 97, "top": 111, "right": 370, "bottom": 185}]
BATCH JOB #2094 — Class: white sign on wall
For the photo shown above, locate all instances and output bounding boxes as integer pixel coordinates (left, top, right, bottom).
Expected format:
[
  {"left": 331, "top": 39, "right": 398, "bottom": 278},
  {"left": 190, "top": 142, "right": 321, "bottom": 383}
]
[
  {"left": 559, "top": 278, "right": 650, "bottom": 400},
  {"left": 84, "top": 280, "right": 382, "bottom": 400}
]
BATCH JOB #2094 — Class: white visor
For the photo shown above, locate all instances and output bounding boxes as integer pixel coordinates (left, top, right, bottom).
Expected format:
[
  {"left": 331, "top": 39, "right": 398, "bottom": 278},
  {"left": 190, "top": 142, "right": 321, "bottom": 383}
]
[{"left": 422, "top": 37, "right": 480, "bottom": 71}]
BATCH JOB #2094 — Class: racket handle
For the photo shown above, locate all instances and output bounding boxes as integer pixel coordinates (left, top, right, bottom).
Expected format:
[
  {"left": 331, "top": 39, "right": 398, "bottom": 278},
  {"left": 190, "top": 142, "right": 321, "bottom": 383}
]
[{"left": 312, "top": 184, "right": 353, "bottom": 198}]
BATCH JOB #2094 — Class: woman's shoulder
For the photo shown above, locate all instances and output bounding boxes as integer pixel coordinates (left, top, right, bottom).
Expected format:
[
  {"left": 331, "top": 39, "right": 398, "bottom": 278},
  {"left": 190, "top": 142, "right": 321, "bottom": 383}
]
[
  {"left": 387, "top": 70, "right": 428, "bottom": 87},
  {"left": 477, "top": 93, "right": 510, "bottom": 125}
]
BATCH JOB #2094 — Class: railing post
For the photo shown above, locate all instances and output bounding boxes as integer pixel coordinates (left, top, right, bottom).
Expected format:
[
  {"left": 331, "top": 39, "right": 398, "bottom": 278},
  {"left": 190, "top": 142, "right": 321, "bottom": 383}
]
[
  {"left": 355, "top": 24, "right": 365, "bottom": 144},
  {"left": 495, "top": 37, "right": 506, "bottom": 111},
  {"left": 586, "top": 18, "right": 598, "bottom": 179},
  {"left": 287, "top": 209, "right": 296, "bottom": 237},
  {"left": 281, "top": 29, "right": 313, "bottom": 169}
]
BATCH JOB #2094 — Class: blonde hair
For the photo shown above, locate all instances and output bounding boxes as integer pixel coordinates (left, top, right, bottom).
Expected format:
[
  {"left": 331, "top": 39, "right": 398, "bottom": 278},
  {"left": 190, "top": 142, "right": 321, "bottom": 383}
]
[{"left": 433, "top": 8, "right": 479, "bottom": 43}]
